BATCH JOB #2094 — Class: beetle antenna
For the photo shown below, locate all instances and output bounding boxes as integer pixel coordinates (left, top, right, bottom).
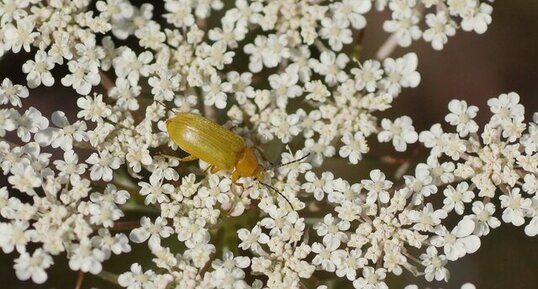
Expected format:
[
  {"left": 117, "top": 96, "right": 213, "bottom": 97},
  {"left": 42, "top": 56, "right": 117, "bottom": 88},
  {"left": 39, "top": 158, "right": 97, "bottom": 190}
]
[
  {"left": 274, "top": 153, "right": 311, "bottom": 168},
  {"left": 259, "top": 181, "right": 294, "bottom": 210},
  {"left": 155, "top": 100, "right": 176, "bottom": 114}
]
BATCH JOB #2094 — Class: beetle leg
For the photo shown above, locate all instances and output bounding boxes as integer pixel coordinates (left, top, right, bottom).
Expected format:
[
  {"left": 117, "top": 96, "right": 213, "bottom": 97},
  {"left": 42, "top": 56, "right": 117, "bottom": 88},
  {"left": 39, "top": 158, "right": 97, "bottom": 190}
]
[
  {"left": 231, "top": 170, "right": 240, "bottom": 183},
  {"left": 157, "top": 153, "right": 183, "bottom": 161},
  {"left": 203, "top": 165, "right": 221, "bottom": 174},
  {"left": 157, "top": 153, "right": 199, "bottom": 162},
  {"left": 180, "top": 155, "right": 199, "bottom": 162},
  {"left": 210, "top": 166, "right": 221, "bottom": 173}
]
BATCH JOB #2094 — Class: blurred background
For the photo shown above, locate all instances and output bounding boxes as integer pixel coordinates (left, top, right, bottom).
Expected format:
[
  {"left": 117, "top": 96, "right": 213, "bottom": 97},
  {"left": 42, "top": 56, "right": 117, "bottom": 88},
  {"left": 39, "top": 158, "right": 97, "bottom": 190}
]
[{"left": 0, "top": 0, "right": 537, "bottom": 288}]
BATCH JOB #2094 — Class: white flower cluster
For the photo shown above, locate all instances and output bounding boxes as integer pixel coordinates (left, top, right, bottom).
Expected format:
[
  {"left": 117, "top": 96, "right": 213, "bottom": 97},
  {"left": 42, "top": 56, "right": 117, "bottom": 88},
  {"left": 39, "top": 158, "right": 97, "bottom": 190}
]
[
  {"left": 0, "top": 1, "right": 534, "bottom": 289},
  {"left": 379, "top": 0, "right": 495, "bottom": 50}
]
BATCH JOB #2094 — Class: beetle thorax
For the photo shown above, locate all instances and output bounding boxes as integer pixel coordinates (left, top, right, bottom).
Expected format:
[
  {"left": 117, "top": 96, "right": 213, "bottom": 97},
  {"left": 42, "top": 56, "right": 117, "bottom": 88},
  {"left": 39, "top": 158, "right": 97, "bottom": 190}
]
[{"left": 233, "top": 147, "right": 263, "bottom": 181}]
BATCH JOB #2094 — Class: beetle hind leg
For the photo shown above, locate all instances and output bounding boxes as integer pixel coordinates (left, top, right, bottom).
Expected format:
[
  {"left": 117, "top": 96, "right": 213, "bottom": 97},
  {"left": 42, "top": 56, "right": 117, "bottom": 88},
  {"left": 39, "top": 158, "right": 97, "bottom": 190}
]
[
  {"left": 180, "top": 155, "right": 199, "bottom": 162},
  {"left": 204, "top": 165, "right": 222, "bottom": 174},
  {"left": 158, "top": 153, "right": 199, "bottom": 162}
]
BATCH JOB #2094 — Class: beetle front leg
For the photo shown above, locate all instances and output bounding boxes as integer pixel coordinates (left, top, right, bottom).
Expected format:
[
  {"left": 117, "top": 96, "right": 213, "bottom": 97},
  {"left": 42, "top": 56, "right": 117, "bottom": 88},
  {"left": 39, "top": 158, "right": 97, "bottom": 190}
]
[{"left": 231, "top": 170, "right": 240, "bottom": 183}]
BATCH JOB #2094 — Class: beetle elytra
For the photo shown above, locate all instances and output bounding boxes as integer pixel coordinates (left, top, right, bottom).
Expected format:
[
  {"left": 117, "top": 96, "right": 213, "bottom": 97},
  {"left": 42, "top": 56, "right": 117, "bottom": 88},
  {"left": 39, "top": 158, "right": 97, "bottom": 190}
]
[
  {"left": 165, "top": 111, "right": 265, "bottom": 183},
  {"left": 161, "top": 104, "right": 309, "bottom": 208}
]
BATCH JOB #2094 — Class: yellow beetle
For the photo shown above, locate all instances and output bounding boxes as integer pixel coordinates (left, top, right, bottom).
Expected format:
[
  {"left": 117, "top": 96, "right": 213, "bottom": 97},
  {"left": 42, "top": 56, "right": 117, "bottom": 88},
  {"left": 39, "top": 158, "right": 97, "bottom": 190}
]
[{"left": 165, "top": 112, "right": 264, "bottom": 183}]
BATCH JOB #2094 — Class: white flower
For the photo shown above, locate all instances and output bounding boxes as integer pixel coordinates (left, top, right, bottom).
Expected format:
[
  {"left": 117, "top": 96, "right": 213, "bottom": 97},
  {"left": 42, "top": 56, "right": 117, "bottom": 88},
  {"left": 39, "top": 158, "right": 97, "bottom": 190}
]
[
  {"left": 203, "top": 74, "right": 231, "bottom": 109},
  {"left": 204, "top": 41, "right": 235, "bottom": 69},
  {"left": 447, "top": 0, "right": 475, "bottom": 16},
  {"left": 525, "top": 197, "right": 538, "bottom": 237},
  {"left": 129, "top": 217, "right": 174, "bottom": 248},
  {"left": 0, "top": 78, "right": 29, "bottom": 107},
  {"left": 377, "top": 116, "right": 418, "bottom": 152},
  {"left": 423, "top": 12, "right": 456, "bottom": 50},
  {"left": 14, "top": 249, "right": 53, "bottom": 284},
  {"left": 208, "top": 21, "right": 247, "bottom": 49},
  {"left": 310, "top": 51, "right": 349, "bottom": 87},
  {"left": 148, "top": 71, "right": 181, "bottom": 102},
  {"left": 442, "top": 182, "right": 475, "bottom": 215},
  {"left": 92, "top": 229, "right": 131, "bottom": 258},
  {"left": 351, "top": 60, "right": 383, "bottom": 92},
  {"left": 109, "top": 78, "right": 141, "bottom": 111},
  {"left": 302, "top": 171, "right": 335, "bottom": 201},
  {"left": 125, "top": 139, "right": 153, "bottom": 173},
  {"left": 362, "top": 169, "right": 393, "bottom": 204},
  {"left": 237, "top": 226, "right": 269, "bottom": 253},
  {"left": 96, "top": 0, "right": 134, "bottom": 21},
  {"left": 47, "top": 32, "right": 73, "bottom": 64},
  {"left": 176, "top": 217, "right": 210, "bottom": 247},
  {"left": 118, "top": 263, "right": 156, "bottom": 289},
  {"left": 522, "top": 174, "right": 537, "bottom": 195},
  {"left": 339, "top": 132, "right": 368, "bottom": 164},
  {"left": 269, "top": 111, "right": 301, "bottom": 143},
  {"left": 77, "top": 93, "right": 112, "bottom": 122},
  {"left": 277, "top": 149, "right": 312, "bottom": 180},
  {"left": 0, "top": 0, "right": 29, "bottom": 25},
  {"left": 471, "top": 201, "right": 500, "bottom": 236},
  {"left": 461, "top": 283, "right": 477, "bottom": 289},
  {"left": 10, "top": 107, "right": 49, "bottom": 142},
  {"left": 8, "top": 161, "right": 42, "bottom": 195},
  {"left": 113, "top": 49, "right": 153, "bottom": 86},
  {"left": 86, "top": 150, "right": 122, "bottom": 181},
  {"left": 487, "top": 92, "right": 525, "bottom": 127},
  {"left": 332, "top": 0, "right": 371, "bottom": 29},
  {"left": 380, "top": 53, "right": 421, "bottom": 95},
  {"left": 197, "top": 174, "right": 232, "bottom": 208},
  {"left": 89, "top": 201, "right": 124, "bottom": 228},
  {"left": 420, "top": 246, "right": 449, "bottom": 282},
  {"left": 21, "top": 50, "right": 55, "bottom": 88},
  {"left": 268, "top": 65, "right": 302, "bottom": 108},
  {"left": 305, "top": 80, "right": 330, "bottom": 103},
  {"left": 243, "top": 36, "right": 266, "bottom": 73},
  {"left": 445, "top": 99, "right": 479, "bottom": 137},
  {"left": 352, "top": 266, "right": 388, "bottom": 289},
  {"left": 139, "top": 173, "right": 173, "bottom": 205},
  {"left": 419, "top": 123, "right": 445, "bottom": 156},
  {"left": 499, "top": 188, "right": 532, "bottom": 226},
  {"left": 409, "top": 203, "right": 447, "bottom": 232},
  {"left": 3, "top": 19, "right": 39, "bottom": 53},
  {"left": 90, "top": 184, "right": 130, "bottom": 205},
  {"left": 164, "top": 0, "right": 195, "bottom": 27},
  {"left": 404, "top": 164, "right": 438, "bottom": 202},
  {"left": 314, "top": 214, "right": 350, "bottom": 248},
  {"left": 430, "top": 217, "right": 481, "bottom": 261},
  {"left": 60, "top": 61, "right": 100, "bottom": 95},
  {"left": 53, "top": 150, "right": 87, "bottom": 183},
  {"left": 35, "top": 111, "right": 88, "bottom": 151},
  {"left": 311, "top": 241, "right": 340, "bottom": 272},
  {"left": 333, "top": 248, "right": 366, "bottom": 280},
  {"left": 383, "top": 14, "right": 421, "bottom": 47},
  {"left": 319, "top": 17, "right": 353, "bottom": 51},
  {"left": 0, "top": 221, "right": 33, "bottom": 254},
  {"left": 261, "top": 34, "right": 290, "bottom": 68},
  {"left": 461, "top": 3, "right": 493, "bottom": 34},
  {"left": 68, "top": 239, "right": 106, "bottom": 274}
]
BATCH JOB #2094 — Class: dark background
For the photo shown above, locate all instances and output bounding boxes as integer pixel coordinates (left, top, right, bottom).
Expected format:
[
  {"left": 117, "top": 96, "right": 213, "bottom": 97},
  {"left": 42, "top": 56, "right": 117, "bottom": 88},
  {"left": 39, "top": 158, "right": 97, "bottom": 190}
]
[{"left": 1, "top": 1, "right": 537, "bottom": 288}]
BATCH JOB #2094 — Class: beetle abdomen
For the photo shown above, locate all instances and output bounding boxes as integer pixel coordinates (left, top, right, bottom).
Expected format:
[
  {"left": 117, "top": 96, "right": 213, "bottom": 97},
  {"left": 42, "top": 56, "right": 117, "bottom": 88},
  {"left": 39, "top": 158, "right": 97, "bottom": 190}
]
[{"left": 166, "top": 112, "right": 245, "bottom": 170}]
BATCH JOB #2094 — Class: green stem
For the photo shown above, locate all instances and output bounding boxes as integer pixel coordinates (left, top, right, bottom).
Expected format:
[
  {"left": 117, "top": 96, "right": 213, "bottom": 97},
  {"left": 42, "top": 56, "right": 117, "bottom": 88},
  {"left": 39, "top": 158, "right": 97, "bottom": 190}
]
[
  {"left": 96, "top": 270, "right": 120, "bottom": 286},
  {"left": 121, "top": 203, "right": 160, "bottom": 214}
]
